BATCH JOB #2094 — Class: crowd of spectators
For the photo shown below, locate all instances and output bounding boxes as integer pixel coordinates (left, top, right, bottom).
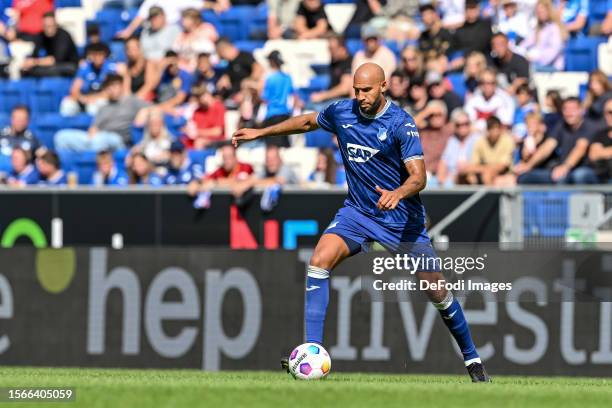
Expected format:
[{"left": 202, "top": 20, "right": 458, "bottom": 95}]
[{"left": 0, "top": 0, "right": 610, "bottom": 198}]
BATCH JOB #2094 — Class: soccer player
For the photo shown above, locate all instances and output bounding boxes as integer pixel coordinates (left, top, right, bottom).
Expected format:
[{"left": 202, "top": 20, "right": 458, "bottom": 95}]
[{"left": 232, "top": 63, "right": 490, "bottom": 382}]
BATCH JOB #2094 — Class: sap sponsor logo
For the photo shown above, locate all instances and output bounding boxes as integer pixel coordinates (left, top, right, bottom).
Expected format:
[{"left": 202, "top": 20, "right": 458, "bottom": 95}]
[{"left": 347, "top": 143, "right": 379, "bottom": 163}]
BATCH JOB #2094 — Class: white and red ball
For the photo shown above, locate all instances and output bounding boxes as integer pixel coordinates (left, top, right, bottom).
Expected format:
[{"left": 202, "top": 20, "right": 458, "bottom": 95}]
[{"left": 288, "top": 343, "right": 331, "bottom": 380}]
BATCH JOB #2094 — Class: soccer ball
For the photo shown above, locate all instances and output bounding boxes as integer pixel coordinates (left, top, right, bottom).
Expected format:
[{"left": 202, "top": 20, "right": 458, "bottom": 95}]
[{"left": 288, "top": 343, "right": 331, "bottom": 380}]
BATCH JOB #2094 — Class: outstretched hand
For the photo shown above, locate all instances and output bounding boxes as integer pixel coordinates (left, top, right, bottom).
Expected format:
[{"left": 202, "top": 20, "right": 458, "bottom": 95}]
[
  {"left": 375, "top": 186, "right": 403, "bottom": 211},
  {"left": 232, "top": 128, "right": 263, "bottom": 147}
]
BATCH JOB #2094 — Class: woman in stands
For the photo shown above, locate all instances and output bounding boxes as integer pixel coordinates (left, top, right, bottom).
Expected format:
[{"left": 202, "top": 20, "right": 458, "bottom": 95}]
[
  {"left": 132, "top": 108, "right": 172, "bottom": 167},
  {"left": 462, "top": 51, "right": 487, "bottom": 97},
  {"left": 583, "top": 70, "right": 612, "bottom": 122},
  {"left": 519, "top": 0, "right": 567, "bottom": 71},
  {"left": 127, "top": 152, "right": 164, "bottom": 186}
]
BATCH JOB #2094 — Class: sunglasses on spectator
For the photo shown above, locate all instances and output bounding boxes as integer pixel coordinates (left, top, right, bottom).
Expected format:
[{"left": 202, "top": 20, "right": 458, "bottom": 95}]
[
  {"left": 430, "top": 112, "right": 444, "bottom": 117},
  {"left": 480, "top": 80, "right": 496, "bottom": 85},
  {"left": 455, "top": 122, "right": 470, "bottom": 127},
  {"left": 402, "top": 57, "right": 417, "bottom": 62}
]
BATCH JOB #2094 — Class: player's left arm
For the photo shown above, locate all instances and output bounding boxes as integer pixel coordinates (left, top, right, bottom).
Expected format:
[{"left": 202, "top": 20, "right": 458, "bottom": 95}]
[{"left": 375, "top": 159, "right": 426, "bottom": 211}]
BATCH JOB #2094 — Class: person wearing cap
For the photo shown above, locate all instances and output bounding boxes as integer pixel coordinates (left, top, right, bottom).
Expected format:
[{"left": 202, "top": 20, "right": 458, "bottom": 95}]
[
  {"left": 418, "top": 3, "right": 453, "bottom": 60},
  {"left": 292, "top": 0, "right": 330, "bottom": 39},
  {"left": 60, "top": 42, "right": 126, "bottom": 117},
  {"left": 185, "top": 85, "right": 226, "bottom": 149},
  {"left": 260, "top": 50, "right": 294, "bottom": 148},
  {"left": 451, "top": 0, "right": 493, "bottom": 69},
  {"left": 118, "top": 0, "right": 221, "bottom": 40},
  {"left": 172, "top": 8, "right": 218, "bottom": 73},
  {"left": 163, "top": 141, "right": 204, "bottom": 185},
  {"left": 140, "top": 6, "right": 182, "bottom": 61},
  {"left": 351, "top": 24, "right": 397, "bottom": 81},
  {"left": 425, "top": 70, "right": 463, "bottom": 114}
]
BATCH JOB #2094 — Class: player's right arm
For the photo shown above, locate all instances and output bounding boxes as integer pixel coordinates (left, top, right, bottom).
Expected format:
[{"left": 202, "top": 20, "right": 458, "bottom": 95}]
[{"left": 231, "top": 112, "right": 320, "bottom": 146}]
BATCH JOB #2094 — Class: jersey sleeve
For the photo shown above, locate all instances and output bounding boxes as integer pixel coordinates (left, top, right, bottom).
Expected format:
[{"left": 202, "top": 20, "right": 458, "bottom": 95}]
[
  {"left": 397, "top": 114, "right": 424, "bottom": 163},
  {"left": 316, "top": 101, "right": 337, "bottom": 133}
]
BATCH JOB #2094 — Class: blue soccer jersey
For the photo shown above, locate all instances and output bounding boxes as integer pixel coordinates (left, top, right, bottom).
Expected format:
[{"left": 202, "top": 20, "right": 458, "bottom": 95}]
[{"left": 317, "top": 99, "right": 427, "bottom": 229}]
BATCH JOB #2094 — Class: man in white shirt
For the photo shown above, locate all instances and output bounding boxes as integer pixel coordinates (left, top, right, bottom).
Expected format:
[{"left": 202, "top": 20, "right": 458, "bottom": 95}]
[{"left": 464, "top": 68, "right": 515, "bottom": 129}]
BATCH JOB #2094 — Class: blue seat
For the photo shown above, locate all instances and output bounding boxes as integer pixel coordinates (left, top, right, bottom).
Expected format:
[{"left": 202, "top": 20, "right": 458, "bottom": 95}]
[
  {"left": 74, "top": 150, "right": 98, "bottom": 185},
  {"left": 346, "top": 39, "right": 363, "bottom": 56},
  {"left": 565, "top": 37, "right": 607, "bottom": 72},
  {"left": 217, "top": 6, "right": 253, "bottom": 41},
  {"left": 202, "top": 10, "right": 222, "bottom": 33},
  {"left": 91, "top": 8, "right": 124, "bottom": 42},
  {"left": 305, "top": 128, "right": 335, "bottom": 148},
  {"left": 309, "top": 74, "right": 330, "bottom": 91},
  {"left": 0, "top": 112, "right": 8, "bottom": 128},
  {"left": 188, "top": 149, "right": 216, "bottom": 168},
  {"left": 33, "top": 113, "right": 93, "bottom": 150},
  {"left": 523, "top": 192, "right": 570, "bottom": 237},
  {"left": 30, "top": 77, "right": 72, "bottom": 115},
  {"left": 590, "top": 0, "right": 609, "bottom": 24},
  {"left": 234, "top": 40, "right": 265, "bottom": 54},
  {"left": 109, "top": 41, "right": 126, "bottom": 63},
  {"left": 131, "top": 126, "right": 144, "bottom": 145},
  {"left": 114, "top": 149, "right": 128, "bottom": 171},
  {"left": 0, "top": 153, "right": 11, "bottom": 173},
  {"left": 164, "top": 115, "right": 186, "bottom": 138},
  {"left": 55, "top": 0, "right": 81, "bottom": 6},
  {"left": 0, "top": 79, "right": 36, "bottom": 114},
  {"left": 310, "top": 63, "right": 330, "bottom": 76},
  {"left": 446, "top": 72, "right": 467, "bottom": 101},
  {"left": 248, "top": 4, "right": 268, "bottom": 39}
]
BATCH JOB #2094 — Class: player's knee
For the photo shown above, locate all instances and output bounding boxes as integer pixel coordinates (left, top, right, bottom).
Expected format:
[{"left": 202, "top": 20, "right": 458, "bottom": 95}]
[{"left": 309, "top": 252, "right": 334, "bottom": 271}]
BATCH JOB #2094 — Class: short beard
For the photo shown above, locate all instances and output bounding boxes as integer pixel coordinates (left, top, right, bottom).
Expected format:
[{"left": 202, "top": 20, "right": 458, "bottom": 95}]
[{"left": 364, "top": 95, "right": 384, "bottom": 115}]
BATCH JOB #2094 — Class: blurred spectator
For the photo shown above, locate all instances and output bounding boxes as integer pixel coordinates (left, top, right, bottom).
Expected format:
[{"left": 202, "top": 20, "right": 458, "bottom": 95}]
[
  {"left": 489, "top": 32, "right": 530, "bottom": 94},
  {"left": 344, "top": 0, "right": 384, "bottom": 38},
  {"left": 21, "top": 12, "right": 78, "bottom": 78},
  {"left": 496, "top": 0, "right": 533, "bottom": 43},
  {"left": 6, "top": 147, "right": 39, "bottom": 186},
  {"left": 36, "top": 151, "right": 67, "bottom": 186},
  {"left": 603, "top": 7, "right": 612, "bottom": 36},
  {"left": 184, "top": 85, "right": 226, "bottom": 149},
  {"left": 418, "top": 3, "right": 453, "bottom": 61},
  {"left": 451, "top": 0, "right": 493, "bottom": 68},
  {"left": 140, "top": 6, "right": 182, "bottom": 61},
  {"left": 193, "top": 52, "right": 220, "bottom": 93},
  {"left": 352, "top": 24, "right": 397, "bottom": 80},
  {"left": 60, "top": 43, "right": 124, "bottom": 116},
  {"left": 465, "top": 116, "right": 515, "bottom": 185},
  {"left": 519, "top": 0, "right": 566, "bottom": 71},
  {"left": 83, "top": 24, "right": 102, "bottom": 56},
  {"left": 512, "top": 84, "right": 539, "bottom": 140},
  {"left": 56, "top": 74, "right": 150, "bottom": 152},
  {"left": 464, "top": 68, "right": 515, "bottom": 128},
  {"left": 5, "top": 0, "right": 54, "bottom": 42},
  {"left": 543, "top": 89, "right": 563, "bottom": 130},
  {"left": 267, "top": 0, "right": 301, "bottom": 39},
  {"left": 202, "top": 0, "right": 231, "bottom": 14},
  {"left": 519, "top": 112, "right": 547, "bottom": 164},
  {"left": 172, "top": 8, "right": 218, "bottom": 73},
  {"left": 439, "top": 0, "right": 466, "bottom": 29},
  {"left": 406, "top": 76, "right": 429, "bottom": 116},
  {"left": 414, "top": 100, "right": 453, "bottom": 180},
  {"left": 399, "top": 46, "right": 424, "bottom": 83},
  {"left": 308, "top": 148, "right": 339, "bottom": 185},
  {"left": 588, "top": 99, "right": 612, "bottom": 183},
  {"left": 216, "top": 37, "right": 263, "bottom": 102},
  {"left": 515, "top": 97, "right": 599, "bottom": 184},
  {"left": 125, "top": 36, "right": 156, "bottom": 98},
  {"left": 164, "top": 141, "right": 203, "bottom": 184},
  {"left": 463, "top": 51, "right": 487, "bottom": 96},
  {"left": 92, "top": 150, "right": 128, "bottom": 186},
  {"left": 309, "top": 35, "right": 352, "bottom": 108},
  {"left": 436, "top": 108, "right": 478, "bottom": 187},
  {"left": 118, "top": 0, "right": 207, "bottom": 39},
  {"left": 293, "top": 0, "right": 330, "bottom": 39},
  {"left": 387, "top": 70, "right": 410, "bottom": 109},
  {"left": 133, "top": 108, "right": 172, "bottom": 165},
  {"left": 128, "top": 152, "right": 165, "bottom": 185},
  {"left": 260, "top": 51, "right": 294, "bottom": 148},
  {"left": 556, "top": 0, "right": 588, "bottom": 35},
  {"left": 154, "top": 51, "right": 193, "bottom": 112},
  {"left": 425, "top": 70, "right": 462, "bottom": 114},
  {"left": 188, "top": 144, "right": 254, "bottom": 196},
  {"left": 0, "top": 105, "right": 40, "bottom": 156},
  {"left": 377, "top": 0, "right": 421, "bottom": 42},
  {"left": 583, "top": 70, "right": 612, "bottom": 123}
]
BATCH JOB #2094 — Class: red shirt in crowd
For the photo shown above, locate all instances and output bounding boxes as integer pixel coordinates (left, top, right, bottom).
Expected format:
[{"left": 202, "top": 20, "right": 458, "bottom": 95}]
[
  {"left": 192, "top": 100, "right": 226, "bottom": 143},
  {"left": 205, "top": 163, "right": 253, "bottom": 181},
  {"left": 13, "top": 0, "right": 53, "bottom": 35}
]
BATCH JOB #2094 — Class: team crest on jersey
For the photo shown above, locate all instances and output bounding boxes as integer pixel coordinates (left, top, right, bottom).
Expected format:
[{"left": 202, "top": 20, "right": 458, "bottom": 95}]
[
  {"left": 347, "top": 143, "right": 379, "bottom": 163},
  {"left": 377, "top": 127, "right": 388, "bottom": 141}
]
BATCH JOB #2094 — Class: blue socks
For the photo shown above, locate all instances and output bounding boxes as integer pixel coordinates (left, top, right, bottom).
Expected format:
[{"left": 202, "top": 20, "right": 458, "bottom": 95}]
[
  {"left": 434, "top": 292, "right": 480, "bottom": 365},
  {"left": 304, "top": 265, "right": 330, "bottom": 344}
]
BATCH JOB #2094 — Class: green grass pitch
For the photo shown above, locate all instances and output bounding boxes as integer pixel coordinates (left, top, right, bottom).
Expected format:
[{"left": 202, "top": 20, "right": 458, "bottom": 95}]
[{"left": 0, "top": 367, "right": 611, "bottom": 408}]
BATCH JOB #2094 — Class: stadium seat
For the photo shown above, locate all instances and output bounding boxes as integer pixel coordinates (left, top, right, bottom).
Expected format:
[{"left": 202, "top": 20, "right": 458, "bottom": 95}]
[
  {"left": 0, "top": 153, "right": 10, "bottom": 173},
  {"left": 0, "top": 112, "right": 8, "bottom": 128},
  {"left": 109, "top": 41, "right": 127, "bottom": 63},
  {"left": 217, "top": 6, "right": 253, "bottom": 42},
  {"left": 564, "top": 37, "right": 608, "bottom": 72},
  {"left": 30, "top": 78, "right": 72, "bottom": 115},
  {"left": 55, "top": 0, "right": 81, "bottom": 7},
  {"left": 188, "top": 149, "right": 216, "bottom": 167},
  {"left": 0, "top": 79, "right": 36, "bottom": 114},
  {"left": 309, "top": 74, "right": 330, "bottom": 91},
  {"left": 33, "top": 113, "right": 93, "bottom": 150},
  {"left": 234, "top": 40, "right": 265, "bottom": 54},
  {"left": 202, "top": 10, "right": 222, "bottom": 33},
  {"left": 131, "top": 126, "right": 144, "bottom": 145},
  {"left": 90, "top": 8, "right": 124, "bottom": 43},
  {"left": 164, "top": 115, "right": 186, "bottom": 138},
  {"left": 248, "top": 4, "right": 268, "bottom": 40},
  {"left": 523, "top": 191, "right": 570, "bottom": 237},
  {"left": 446, "top": 72, "right": 467, "bottom": 101},
  {"left": 346, "top": 39, "right": 363, "bottom": 56},
  {"left": 589, "top": 0, "right": 609, "bottom": 24},
  {"left": 310, "top": 63, "right": 330, "bottom": 76}
]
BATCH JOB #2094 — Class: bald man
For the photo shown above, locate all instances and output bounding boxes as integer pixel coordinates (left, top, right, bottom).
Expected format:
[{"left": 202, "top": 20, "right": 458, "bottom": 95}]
[{"left": 232, "top": 63, "right": 490, "bottom": 382}]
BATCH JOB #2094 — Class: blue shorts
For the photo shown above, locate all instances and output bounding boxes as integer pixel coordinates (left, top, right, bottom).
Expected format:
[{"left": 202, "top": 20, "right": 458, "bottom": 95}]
[{"left": 324, "top": 206, "right": 439, "bottom": 271}]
